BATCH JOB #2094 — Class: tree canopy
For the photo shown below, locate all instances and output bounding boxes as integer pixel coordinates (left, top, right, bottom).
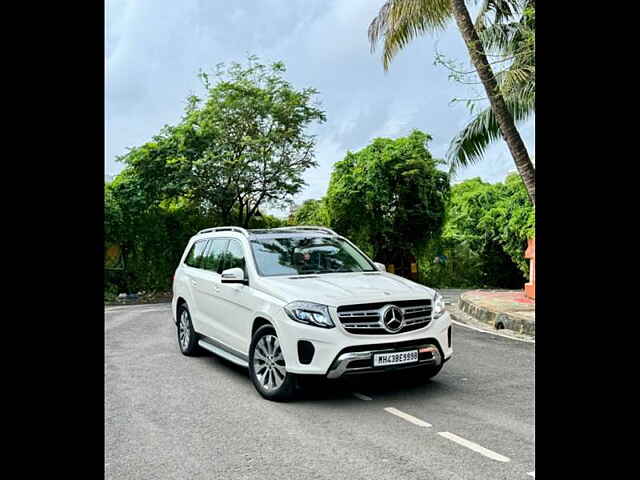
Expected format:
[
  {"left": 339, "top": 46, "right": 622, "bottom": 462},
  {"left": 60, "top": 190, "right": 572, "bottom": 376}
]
[
  {"left": 288, "top": 199, "right": 330, "bottom": 226},
  {"left": 117, "top": 56, "right": 326, "bottom": 227},
  {"left": 421, "top": 173, "right": 534, "bottom": 288},
  {"left": 326, "top": 130, "right": 449, "bottom": 268}
]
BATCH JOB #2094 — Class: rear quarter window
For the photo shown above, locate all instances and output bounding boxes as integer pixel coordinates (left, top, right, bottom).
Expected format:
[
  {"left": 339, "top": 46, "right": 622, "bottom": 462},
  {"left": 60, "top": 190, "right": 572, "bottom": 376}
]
[{"left": 184, "top": 240, "right": 210, "bottom": 268}]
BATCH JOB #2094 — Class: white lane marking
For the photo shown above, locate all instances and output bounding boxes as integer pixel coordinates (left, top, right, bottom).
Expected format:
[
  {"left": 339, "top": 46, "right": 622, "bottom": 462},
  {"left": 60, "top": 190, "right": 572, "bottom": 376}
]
[
  {"left": 438, "top": 432, "right": 510, "bottom": 462},
  {"left": 353, "top": 392, "right": 372, "bottom": 401},
  {"left": 527, "top": 472, "right": 535, "bottom": 477},
  {"left": 384, "top": 407, "right": 432, "bottom": 427},
  {"left": 105, "top": 307, "right": 171, "bottom": 314},
  {"left": 104, "top": 303, "right": 171, "bottom": 311},
  {"left": 451, "top": 319, "right": 535, "bottom": 344}
]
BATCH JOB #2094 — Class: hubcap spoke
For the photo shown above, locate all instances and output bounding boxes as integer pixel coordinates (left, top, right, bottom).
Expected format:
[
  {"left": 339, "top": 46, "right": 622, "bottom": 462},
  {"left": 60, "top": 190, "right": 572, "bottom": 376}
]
[
  {"left": 257, "top": 342, "right": 269, "bottom": 358},
  {"left": 256, "top": 365, "right": 268, "bottom": 376},
  {"left": 273, "top": 363, "right": 286, "bottom": 379}
]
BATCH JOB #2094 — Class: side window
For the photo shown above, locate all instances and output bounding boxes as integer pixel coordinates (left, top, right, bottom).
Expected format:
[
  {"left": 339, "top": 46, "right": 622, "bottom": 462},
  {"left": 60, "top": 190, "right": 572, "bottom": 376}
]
[
  {"left": 184, "top": 240, "right": 210, "bottom": 268},
  {"left": 222, "top": 239, "right": 246, "bottom": 274},
  {"left": 202, "top": 239, "right": 228, "bottom": 273}
]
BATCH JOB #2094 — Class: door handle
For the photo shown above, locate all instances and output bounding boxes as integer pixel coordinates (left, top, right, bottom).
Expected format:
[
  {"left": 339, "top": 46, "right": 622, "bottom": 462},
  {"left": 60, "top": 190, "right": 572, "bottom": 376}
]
[
  {"left": 191, "top": 280, "right": 198, "bottom": 288},
  {"left": 214, "top": 286, "right": 221, "bottom": 293}
]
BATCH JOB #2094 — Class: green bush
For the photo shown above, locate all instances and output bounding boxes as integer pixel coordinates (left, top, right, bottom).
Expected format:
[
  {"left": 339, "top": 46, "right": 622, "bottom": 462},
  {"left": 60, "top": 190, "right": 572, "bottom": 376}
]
[{"left": 419, "top": 174, "right": 534, "bottom": 288}]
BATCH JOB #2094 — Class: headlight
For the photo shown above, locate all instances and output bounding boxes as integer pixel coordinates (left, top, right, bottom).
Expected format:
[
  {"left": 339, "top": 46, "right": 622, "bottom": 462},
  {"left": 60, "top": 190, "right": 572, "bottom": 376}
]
[
  {"left": 433, "top": 292, "right": 446, "bottom": 319},
  {"left": 284, "top": 301, "right": 335, "bottom": 328}
]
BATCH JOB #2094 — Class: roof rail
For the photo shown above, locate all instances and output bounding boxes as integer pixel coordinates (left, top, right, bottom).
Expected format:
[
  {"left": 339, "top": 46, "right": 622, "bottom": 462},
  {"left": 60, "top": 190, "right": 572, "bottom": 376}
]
[
  {"left": 271, "top": 226, "right": 338, "bottom": 236},
  {"left": 197, "top": 226, "right": 249, "bottom": 237}
]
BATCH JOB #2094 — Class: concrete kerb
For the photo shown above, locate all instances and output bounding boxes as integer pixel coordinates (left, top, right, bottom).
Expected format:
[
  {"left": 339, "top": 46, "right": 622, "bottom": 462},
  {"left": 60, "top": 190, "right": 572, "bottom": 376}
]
[{"left": 458, "top": 291, "right": 535, "bottom": 336}]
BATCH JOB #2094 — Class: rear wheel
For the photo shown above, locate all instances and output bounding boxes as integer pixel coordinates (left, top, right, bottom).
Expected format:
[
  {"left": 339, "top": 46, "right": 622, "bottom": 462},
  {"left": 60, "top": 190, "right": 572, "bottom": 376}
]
[
  {"left": 249, "top": 325, "right": 297, "bottom": 401},
  {"left": 177, "top": 303, "right": 201, "bottom": 356}
]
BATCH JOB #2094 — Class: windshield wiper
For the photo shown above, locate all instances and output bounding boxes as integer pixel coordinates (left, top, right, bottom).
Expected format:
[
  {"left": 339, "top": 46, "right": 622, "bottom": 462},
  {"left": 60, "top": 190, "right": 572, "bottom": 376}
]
[{"left": 312, "top": 270, "right": 354, "bottom": 274}]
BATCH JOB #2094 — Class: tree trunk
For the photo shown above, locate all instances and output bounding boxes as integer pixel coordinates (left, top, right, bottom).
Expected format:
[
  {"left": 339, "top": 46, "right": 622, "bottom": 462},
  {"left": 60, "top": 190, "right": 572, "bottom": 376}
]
[{"left": 450, "top": 0, "right": 536, "bottom": 205}]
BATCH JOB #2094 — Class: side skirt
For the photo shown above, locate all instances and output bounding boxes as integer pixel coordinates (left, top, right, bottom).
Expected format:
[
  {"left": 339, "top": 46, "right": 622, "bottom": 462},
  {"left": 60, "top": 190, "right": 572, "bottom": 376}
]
[{"left": 197, "top": 336, "right": 249, "bottom": 369}]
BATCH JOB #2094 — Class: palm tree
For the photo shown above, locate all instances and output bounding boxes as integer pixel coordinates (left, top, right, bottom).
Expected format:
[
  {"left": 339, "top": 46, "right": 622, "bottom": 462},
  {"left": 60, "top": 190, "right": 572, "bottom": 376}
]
[
  {"left": 369, "top": 0, "right": 535, "bottom": 205},
  {"left": 448, "top": 1, "right": 534, "bottom": 177}
]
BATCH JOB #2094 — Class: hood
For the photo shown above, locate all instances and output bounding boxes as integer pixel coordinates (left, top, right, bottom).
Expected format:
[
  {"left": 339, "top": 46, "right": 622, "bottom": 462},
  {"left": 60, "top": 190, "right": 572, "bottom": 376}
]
[{"left": 257, "top": 271, "right": 434, "bottom": 306}]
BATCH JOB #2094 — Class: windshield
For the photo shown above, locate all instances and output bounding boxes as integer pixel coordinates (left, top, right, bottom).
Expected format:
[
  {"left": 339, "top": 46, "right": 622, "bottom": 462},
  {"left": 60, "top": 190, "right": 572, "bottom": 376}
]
[{"left": 250, "top": 236, "right": 377, "bottom": 276}]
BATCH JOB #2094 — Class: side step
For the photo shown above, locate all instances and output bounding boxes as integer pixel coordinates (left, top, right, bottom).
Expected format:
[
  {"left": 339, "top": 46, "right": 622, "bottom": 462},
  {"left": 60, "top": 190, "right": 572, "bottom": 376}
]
[{"left": 198, "top": 339, "right": 249, "bottom": 368}]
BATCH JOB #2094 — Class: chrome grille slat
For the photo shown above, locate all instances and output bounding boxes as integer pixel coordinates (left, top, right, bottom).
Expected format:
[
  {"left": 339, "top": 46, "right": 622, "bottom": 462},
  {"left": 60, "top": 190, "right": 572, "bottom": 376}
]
[
  {"left": 339, "top": 310, "right": 380, "bottom": 318},
  {"left": 403, "top": 316, "right": 430, "bottom": 325},
  {"left": 402, "top": 306, "right": 430, "bottom": 314},
  {"left": 340, "top": 322, "right": 382, "bottom": 329},
  {"left": 337, "top": 300, "right": 432, "bottom": 335}
]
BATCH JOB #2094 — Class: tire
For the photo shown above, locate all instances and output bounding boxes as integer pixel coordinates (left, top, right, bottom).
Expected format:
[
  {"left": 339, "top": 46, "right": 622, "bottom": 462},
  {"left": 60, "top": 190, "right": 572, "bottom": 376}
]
[
  {"left": 249, "top": 325, "right": 297, "bottom": 401},
  {"left": 177, "top": 303, "right": 201, "bottom": 356}
]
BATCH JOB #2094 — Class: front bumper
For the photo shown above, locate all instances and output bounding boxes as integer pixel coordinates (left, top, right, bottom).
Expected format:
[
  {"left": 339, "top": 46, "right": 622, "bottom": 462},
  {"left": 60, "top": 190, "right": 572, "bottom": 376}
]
[
  {"left": 326, "top": 342, "right": 442, "bottom": 379},
  {"left": 277, "top": 309, "right": 453, "bottom": 377}
]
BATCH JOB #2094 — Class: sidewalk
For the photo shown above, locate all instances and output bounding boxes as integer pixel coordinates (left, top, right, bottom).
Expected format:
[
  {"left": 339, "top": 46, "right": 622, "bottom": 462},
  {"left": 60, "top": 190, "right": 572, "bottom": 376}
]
[
  {"left": 455, "top": 290, "right": 535, "bottom": 336},
  {"left": 105, "top": 291, "right": 172, "bottom": 306}
]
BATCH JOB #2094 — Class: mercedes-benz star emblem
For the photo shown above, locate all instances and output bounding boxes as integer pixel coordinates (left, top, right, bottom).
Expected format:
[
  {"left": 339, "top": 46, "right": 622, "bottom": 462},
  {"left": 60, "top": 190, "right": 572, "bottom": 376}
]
[{"left": 381, "top": 305, "right": 404, "bottom": 333}]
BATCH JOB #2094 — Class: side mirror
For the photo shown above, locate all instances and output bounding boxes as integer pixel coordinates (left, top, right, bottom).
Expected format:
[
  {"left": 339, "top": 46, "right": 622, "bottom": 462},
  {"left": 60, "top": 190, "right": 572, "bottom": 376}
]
[
  {"left": 374, "top": 262, "right": 386, "bottom": 272},
  {"left": 221, "top": 267, "right": 248, "bottom": 285}
]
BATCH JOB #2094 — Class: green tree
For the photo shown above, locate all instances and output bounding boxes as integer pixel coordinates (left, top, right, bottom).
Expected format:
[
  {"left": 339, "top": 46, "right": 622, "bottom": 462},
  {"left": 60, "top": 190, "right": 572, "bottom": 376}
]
[
  {"left": 421, "top": 173, "right": 534, "bottom": 288},
  {"left": 326, "top": 130, "right": 449, "bottom": 271},
  {"left": 247, "top": 212, "right": 287, "bottom": 229},
  {"left": 369, "top": 0, "right": 536, "bottom": 205},
  {"left": 288, "top": 198, "right": 330, "bottom": 226},
  {"left": 105, "top": 173, "right": 211, "bottom": 294},
  {"left": 118, "top": 56, "right": 326, "bottom": 226}
]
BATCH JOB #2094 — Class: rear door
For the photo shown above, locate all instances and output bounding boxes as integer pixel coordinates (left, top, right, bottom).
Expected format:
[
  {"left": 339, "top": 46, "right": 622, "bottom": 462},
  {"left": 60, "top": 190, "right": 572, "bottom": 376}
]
[
  {"left": 191, "top": 238, "right": 229, "bottom": 341},
  {"left": 182, "top": 239, "right": 211, "bottom": 333}
]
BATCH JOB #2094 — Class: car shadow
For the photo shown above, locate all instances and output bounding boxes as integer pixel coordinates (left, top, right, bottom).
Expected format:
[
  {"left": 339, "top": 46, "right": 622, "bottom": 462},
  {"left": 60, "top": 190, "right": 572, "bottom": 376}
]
[
  {"left": 198, "top": 349, "right": 459, "bottom": 404},
  {"left": 293, "top": 371, "right": 460, "bottom": 404}
]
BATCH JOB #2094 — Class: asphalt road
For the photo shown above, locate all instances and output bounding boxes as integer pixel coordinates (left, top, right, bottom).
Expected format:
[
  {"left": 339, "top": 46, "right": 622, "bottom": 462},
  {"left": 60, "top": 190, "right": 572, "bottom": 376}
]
[{"left": 105, "top": 301, "right": 534, "bottom": 480}]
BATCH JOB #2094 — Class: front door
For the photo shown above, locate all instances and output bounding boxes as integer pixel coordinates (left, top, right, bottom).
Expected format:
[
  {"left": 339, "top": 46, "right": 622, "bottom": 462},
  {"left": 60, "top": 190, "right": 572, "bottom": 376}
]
[{"left": 216, "top": 239, "right": 257, "bottom": 354}]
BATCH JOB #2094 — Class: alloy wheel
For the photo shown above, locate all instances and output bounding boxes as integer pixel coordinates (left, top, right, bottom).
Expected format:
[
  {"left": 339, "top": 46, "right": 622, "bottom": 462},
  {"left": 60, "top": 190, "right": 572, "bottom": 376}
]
[
  {"left": 179, "top": 310, "right": 191, "bottom": 350},
  {"left": 253, "top": 334, "right": 286, "bottom": 391}
]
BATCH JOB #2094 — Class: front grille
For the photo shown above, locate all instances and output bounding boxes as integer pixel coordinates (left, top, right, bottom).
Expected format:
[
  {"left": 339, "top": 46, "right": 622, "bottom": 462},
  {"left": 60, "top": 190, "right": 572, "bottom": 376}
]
[{"left": 337, "top": 299, "right": 432, "bottom": 334}]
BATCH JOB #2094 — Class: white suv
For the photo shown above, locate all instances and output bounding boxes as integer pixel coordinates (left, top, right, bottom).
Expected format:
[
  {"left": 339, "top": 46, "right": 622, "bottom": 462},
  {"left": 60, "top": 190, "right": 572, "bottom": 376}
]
[{"left": 172, "top": 226, "right": 453, "bottom": 401}]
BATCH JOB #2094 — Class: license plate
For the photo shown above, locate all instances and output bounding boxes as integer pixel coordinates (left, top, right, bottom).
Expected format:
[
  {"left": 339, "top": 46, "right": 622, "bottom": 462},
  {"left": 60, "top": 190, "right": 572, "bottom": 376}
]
[{"left": 373, "top": 350, "right": 418, "bottom": 367}]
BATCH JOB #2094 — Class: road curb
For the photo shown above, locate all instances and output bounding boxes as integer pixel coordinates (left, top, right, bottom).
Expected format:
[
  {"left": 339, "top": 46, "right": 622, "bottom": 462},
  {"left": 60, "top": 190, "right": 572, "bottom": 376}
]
[{"left": 458, "top": 293, "right": 535, "bottom": 336}]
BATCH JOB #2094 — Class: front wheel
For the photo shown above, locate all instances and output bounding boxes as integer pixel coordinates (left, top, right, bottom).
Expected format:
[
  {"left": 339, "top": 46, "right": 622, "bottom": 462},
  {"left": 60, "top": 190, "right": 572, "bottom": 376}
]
[{"left": 249, "top": 325, "right": 297, "bottom": 401}]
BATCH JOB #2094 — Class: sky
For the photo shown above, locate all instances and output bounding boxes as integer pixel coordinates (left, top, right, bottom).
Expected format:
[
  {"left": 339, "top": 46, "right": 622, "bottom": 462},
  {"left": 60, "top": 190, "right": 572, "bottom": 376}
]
[{"left": 105, "top": 0, "right": 535, "bottom": 212}]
